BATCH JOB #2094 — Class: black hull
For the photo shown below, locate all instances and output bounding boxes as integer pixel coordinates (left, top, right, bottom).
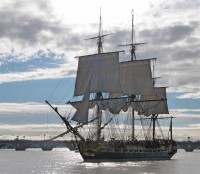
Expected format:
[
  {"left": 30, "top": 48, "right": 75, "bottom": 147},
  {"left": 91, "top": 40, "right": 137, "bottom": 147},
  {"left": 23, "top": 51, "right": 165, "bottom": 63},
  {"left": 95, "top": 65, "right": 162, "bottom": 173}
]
[
  {"left": 78, "top": 140, "right": 177, "bottom": 162},
  {"left": 81, "top": 151, "right": 175, "bottom": 162}
]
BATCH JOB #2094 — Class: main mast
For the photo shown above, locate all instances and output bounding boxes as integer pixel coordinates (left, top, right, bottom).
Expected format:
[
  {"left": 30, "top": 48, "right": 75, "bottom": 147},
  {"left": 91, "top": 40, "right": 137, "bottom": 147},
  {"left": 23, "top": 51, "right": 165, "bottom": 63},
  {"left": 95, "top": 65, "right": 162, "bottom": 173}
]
[
  {"left": 119, "top": 11, "right": 147, "bottom": 140},
  {"left": 119, "top": 11, "right": 137, "bottom": 140}
]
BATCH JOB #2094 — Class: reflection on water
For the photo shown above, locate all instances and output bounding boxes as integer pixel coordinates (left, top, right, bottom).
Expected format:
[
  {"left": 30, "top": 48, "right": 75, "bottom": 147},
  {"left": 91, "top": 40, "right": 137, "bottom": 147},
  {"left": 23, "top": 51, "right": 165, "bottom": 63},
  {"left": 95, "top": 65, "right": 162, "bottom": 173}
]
[{"left": 0, "top": 149, "right": 199, "bottom": 174}]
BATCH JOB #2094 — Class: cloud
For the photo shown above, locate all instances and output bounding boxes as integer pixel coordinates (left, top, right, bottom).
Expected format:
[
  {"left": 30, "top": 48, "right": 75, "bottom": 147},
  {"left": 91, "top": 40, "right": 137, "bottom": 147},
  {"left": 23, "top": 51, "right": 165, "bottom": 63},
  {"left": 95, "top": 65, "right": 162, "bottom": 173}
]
[
  {"left": 148, "top": 0, "right": 200, "bottom": 20},
  {"left": 0, "top": 102, "right": 49, "bottom": 115},
  {"left": 0, "top": 102, "right": 73, "bottom": 116},
  {"left": 0, "top": 48, "right": 78, "bottom": 84},
  {"left": 139, "top": 22, "right": 197, "bottom": 44},
  {"left": 110, "top": 19, "right": 200, "bottom": 99},
  {"left": 0, "top": 103, "right": 200, "bottom": 141},
  {"left": 0, "top": 0, "right": 86, "bottom": 52},
  {"left": 136, "top": 21, "right": 200, "bottom": 97},
  {"left": 1, "top": 102, "right": 200, "bottom": 122},
  {"left": 0, "top": 123, "right": 68, "bottom": 140},
  {"left": 0, "top": 9, "right": 59, "bottom": 45},
  {"left": 1, "top": 122, "right": 200, "bottom": 141},
  {"left": 0, "top": 49, "right": 66, "bottom": 73},
  {"left": 0, "top": 0, "right": 200, "bottom": 142},
  {"left": 177, "top": 93, "right": 200, "bottom": 99},
  {"left": 173, "top": 128, "right": 200, "bottom": 141},
  {"left": 0, "top": 0, "right": 200, "bottom": 102},
  {"left": 159, "top": 0, "right": 200, "bottom": 11},
  {"left": 0, "top": 66, "right": 75, "bottom": 84}
]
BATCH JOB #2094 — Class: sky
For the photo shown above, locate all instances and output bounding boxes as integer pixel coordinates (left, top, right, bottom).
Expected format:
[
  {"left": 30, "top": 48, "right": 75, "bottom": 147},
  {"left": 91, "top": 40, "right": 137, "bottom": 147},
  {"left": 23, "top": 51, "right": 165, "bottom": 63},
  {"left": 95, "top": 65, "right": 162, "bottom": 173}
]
[{"left": 0, "top": 0, "right": 200, "bottom": 141}]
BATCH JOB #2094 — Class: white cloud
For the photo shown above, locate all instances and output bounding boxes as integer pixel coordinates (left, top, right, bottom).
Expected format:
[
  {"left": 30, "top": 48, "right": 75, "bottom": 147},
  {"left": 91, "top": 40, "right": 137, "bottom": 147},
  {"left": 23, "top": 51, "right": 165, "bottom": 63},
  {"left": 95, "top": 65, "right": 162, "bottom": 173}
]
[
  {"left": 177, "top": 92, "right": 200, "bottom": 99},
  {"left": 0, "top": 103, "right": 199, "bottom": 141},
  {"left": 0, "top": 123, "right": 68, "bottom": 140},
  {"left": 0, "top": 122, "right": 199, "bottom": 141},
  {"left": 0, "top": 102, "right": 73, "bottom": 116},
  {"left": 170, "top": 109, "right": 200, "bottom": 119},
  {"left": 0, "top": 64, "right": 76, "bottom": 84},
  {"left": 173, "top": 128, "right": 200, "bottom": 141},
  {"left": 0, "top": 102, "right": 47, "bottom": 115}
]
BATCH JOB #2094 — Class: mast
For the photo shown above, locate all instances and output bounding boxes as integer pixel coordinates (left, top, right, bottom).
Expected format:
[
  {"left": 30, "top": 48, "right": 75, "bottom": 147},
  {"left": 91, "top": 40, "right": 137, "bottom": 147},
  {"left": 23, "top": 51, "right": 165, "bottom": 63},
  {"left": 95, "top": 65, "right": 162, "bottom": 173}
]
[
  {"left": 96, "top": 8, "right": 103, "bottom": 141},
  {"left": 131, "top": 10, "right": 135, "bottom": 140},
  {"left": 85, "top": 8, "right": 112, "bottom": 141},
  {"left": 131, "top": 9, "right": 135, "bottom": 61},
  {"left": 45, "top": 100, "right": 85, "bottom": 142},
  {"left": 129, "top": 10, "right": 136, "bottom": 140},
  {"left": 98, "top": 8, "right": 103, "bottom": 53},
  {"left": 152, "top": 62, "right": 156, "bottom": 141},
  {"left": 152, "top": 114, "right": 158, "bottom": 141},
  {"left": 120, "top": 10, "right": 136, "bottom": 140},
  {"left": 96, "top": 8, "right": 106, "bottom": 141},
  {"left": 118, "top": 10, "right": 147, "bottom": 140},
  {"left": 170, "top": 116, "right": 173, "bottom": 141}
]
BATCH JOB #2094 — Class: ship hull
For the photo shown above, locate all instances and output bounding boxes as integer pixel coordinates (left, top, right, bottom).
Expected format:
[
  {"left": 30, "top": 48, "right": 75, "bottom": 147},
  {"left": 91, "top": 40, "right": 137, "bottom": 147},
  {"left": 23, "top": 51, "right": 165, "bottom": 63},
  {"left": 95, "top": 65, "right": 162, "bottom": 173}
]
[
  {"left": 78, "top": 140, "right": 177, "bottom": 162},
  {"left": 81, "top": 151, "right": 175, "bottom": 162}
]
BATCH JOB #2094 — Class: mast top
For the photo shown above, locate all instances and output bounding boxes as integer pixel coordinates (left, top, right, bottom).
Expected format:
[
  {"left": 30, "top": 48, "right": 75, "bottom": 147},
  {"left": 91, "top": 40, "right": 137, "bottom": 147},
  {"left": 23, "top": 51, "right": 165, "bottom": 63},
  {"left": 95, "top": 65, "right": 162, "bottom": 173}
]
[
  {"left": 85, "top": 7, "right": 113, "bottom": 54},
  {"left": 119, "top": 10, "right": 146, "bottom": 61}
]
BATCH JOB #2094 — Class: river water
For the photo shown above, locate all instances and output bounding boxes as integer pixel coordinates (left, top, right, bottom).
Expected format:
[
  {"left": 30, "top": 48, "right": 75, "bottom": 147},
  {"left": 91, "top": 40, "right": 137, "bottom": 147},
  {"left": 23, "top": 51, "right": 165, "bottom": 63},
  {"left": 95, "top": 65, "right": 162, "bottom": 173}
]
[{"left": 0, "top": 148, "right": 199, "bottom": 174}]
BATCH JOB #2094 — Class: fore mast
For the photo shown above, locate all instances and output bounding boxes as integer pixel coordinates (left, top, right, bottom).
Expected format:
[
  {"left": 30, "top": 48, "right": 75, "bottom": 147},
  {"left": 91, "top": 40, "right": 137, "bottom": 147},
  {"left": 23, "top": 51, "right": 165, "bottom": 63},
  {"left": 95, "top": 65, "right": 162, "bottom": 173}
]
[{"left": 86, "top": 9, "right": 112, "bottom": 141}]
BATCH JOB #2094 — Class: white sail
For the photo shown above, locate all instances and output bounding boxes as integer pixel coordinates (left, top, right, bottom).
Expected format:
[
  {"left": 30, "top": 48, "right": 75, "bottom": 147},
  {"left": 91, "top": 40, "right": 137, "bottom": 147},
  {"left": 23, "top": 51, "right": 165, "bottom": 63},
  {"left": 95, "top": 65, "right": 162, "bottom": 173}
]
[
  {"left": 72, "top": 93, "right": 90, "bottom": 123},
  {"left": 70, "top": 98, "right": 95, "bottom": 110},
  {"left": 74, "top": 52, "right": 120, "bottom": 96},
  {"left": 96, "top": 98, "right": 127, "bottom": 114},
  {"left": 71, "top": 97, "right": 127, "bottom": 123},
  {"left": 120, "top": 60, "right": 154, "bottom": 95},
  {"left": 72, "top": 57, "right": 157, "bottom": 122},
  {"left": 71, "top": 86, "right": 169, "bottom": 121},
  {"left": 135, "top": 87, "right": 169, "bottom": 116}
]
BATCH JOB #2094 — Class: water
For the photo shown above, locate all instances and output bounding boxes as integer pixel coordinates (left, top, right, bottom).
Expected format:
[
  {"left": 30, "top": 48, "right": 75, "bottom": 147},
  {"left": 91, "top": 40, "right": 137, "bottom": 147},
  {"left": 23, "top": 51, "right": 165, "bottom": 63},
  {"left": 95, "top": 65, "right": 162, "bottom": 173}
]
[{"left": 0, "top": 148, "right": 199, "bottom": 174}]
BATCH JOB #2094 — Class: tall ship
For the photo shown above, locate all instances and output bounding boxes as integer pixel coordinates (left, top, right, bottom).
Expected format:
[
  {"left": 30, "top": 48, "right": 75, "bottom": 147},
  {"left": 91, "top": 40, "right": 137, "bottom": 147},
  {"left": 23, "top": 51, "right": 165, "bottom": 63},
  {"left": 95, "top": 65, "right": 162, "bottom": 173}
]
[{"left": 46, "top": 11, "right": 177, "bottom": 162}]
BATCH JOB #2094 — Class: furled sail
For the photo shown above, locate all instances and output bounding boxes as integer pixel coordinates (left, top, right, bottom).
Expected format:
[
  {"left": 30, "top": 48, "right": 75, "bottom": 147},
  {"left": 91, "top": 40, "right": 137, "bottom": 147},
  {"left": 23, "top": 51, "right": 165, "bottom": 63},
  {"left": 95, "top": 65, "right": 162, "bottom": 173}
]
[
  {"left": 135, "top": 87, "right": 169, "bottom": 116},
  {"left": 96, "top": 98, "right": 127, "bottom": 114},
  {"left": 71, "top": 86, "right": 168, "bottom": 122},
  {"left": 71, "top": 97, "right": 128, "bottom": 123},
  {"left": 74, "top": 52, "right": 120, "bottom": 96},
  {"left": 120, "top": 59, "right": 154, "bottom": 95}
]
